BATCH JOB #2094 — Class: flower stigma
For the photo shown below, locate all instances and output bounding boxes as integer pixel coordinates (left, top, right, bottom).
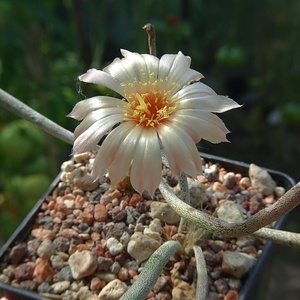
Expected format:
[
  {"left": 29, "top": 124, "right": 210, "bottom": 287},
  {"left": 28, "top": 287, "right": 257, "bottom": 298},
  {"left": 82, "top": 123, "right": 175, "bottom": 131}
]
[{"left": 122, "top": 75, "right": 180, "bottom": 128}]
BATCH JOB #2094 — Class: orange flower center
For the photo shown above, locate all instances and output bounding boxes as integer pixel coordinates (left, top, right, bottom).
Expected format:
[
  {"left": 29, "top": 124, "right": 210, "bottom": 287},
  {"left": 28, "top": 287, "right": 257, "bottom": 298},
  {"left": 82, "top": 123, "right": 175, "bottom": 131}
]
[{"left": 121, "top": 77, "right": 180, "bottom": 127}]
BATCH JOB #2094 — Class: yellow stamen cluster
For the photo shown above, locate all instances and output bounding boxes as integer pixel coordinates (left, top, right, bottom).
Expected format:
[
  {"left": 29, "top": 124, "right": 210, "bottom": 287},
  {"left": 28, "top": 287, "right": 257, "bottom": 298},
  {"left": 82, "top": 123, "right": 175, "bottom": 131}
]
[{"left": 121, "top": 74, "right": 180, "bottom": 127}]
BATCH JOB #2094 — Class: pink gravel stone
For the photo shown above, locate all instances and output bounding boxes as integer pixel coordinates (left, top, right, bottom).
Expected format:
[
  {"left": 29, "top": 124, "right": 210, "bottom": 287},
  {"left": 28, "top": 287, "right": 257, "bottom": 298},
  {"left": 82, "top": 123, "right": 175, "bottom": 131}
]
[
  {"left": 74, "top": 195, "right": 87, "bottom": 209},
  {"left": 91, "top": 232, "right": 101, "bottom": 242},
  {"left": 224, "top": 289, "right": 239, "bottom": 300},
  {"left": 31, "top": 228, "right": 56, "bottom": 241},
  {"left": 118, "top": 267, "right": 129, "bottom": 281},
  {"left": 90, "top": 277, "right": 105, "bottom": 291},
  {"left": 109, "top": 190, "right": 122, "bottom": 199},
  {"left": 129, "top": 193, "right": 142, "bottom": 207},
  {"left": 94, "top": 204, "right": 108, "bottom": 222},
  {"left": 213, "top": 182, "right": 228, "bottom": 193},
  {"left": 153, "top": 275, "right": 170, "bottom": 294},
  {"left": 61, "top": 228, "right": 79, "bottom": 240},
  {"left": 33, "top": 259, "right": 55, "bottom": 283},
  {"left": 77, "top": 211, "right": 94, "bottom": 225}
]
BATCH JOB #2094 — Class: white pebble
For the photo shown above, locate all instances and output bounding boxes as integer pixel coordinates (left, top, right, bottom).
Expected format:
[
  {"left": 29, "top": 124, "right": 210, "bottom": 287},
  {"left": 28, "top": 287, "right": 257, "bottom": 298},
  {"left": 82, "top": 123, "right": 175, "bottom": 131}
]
[
  {"left": 98, "top": 279, "right": 128, "bottom": 300},
  {"left": 106, "top": 237, "right": 124, "bottom": 256}
]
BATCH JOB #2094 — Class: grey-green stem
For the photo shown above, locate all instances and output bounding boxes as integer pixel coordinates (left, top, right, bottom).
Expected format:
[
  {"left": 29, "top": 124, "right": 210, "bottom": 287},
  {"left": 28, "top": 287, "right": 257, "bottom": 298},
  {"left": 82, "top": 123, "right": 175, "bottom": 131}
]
[
  {"left": 159, "top": 179, "right": 300, "bottom": 238},
  {"left": 0, "top": 88, "right": 74, "bottom": 145},
  {"left": 252, "top": 227, "right": 300, "bottom": 248},
  {"left": 193, "top": 246, "right": 208, "bottom": 300},
  {"left": 119, "top": 241, "right": 182, "bottom": 300}
]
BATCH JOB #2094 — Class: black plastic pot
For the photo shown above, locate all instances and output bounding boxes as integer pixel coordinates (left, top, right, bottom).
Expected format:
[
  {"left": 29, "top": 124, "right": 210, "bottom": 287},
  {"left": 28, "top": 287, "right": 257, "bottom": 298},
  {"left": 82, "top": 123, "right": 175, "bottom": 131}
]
[{"left": 0, "top": 153, "right": 296, "bottom": 300}]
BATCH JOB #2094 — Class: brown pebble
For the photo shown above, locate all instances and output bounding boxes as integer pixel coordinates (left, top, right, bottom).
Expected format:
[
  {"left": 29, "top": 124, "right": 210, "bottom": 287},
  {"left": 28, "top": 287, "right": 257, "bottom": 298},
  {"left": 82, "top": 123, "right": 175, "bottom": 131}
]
[
  {"left": 45, "top": 196, "right": 53, "bottom": 203},
  {"left": 173, "top": 261, "right": 185, "bottom": 270},
  {"left": 264, "top": 194, "right": 275, "bottom": 204},
  {"left": 47, "top": 200, "right": 55, "bottom": 210},
  {"left": 61, "top": 228, "right": 79, "bottom": 240},
  {"left": 53, "top": 217, "right": 62, "bottom": 224},
  {"left": 109, "top": 190, "right": 122, "bottom": 199},
  {"left": 90, "top": 277, "right": 105, "bottom": 291},
  {"left": 111, "top": 206, "right": 127, "bottom": 221},
  {"left": 224, "top": 289, "right": 239, "bottom": 300},
  {"left": 68, "top": 244, "right": 77, "bottom": 255},
  {"left": 146, "top": 291, "right": 155, "bottom": 299},
  {"left": 129, "top": 193, "right": 142, "bottom": 207},
  {"left": 128, "top": 270, "right": 138, "bottom": 279},
  {"left": 240, "top": 177, "right": 251, "bottom": 189},
  {"left": 84, "top": 204, "right": 95, "bottom": 214},
  {"left": 13, "top": 262, "right": 35, "bottom": 281},
  {"left": 100, "top": 194, "right": 111, "bottom": 205},
  {"left": 189, "top": 257, "right": 196, "bottom": 267},
  {"left": 8, "top": 243, "right": 27, "bottom": 264},
  {"left": 213, "top": 182, "right": 227, "bottom": 194},
  {"left": 79, "top": 233, "right": 90, "bottom": 241},
  {"left": 31, "top": 228, "right": 56, "bottom": 241},
  {"left": 249, "top": 193, "right": 264, "bottom": 214},
  {"left": 33, "top": 259, "right": 54, "bottom": 284},
  {"left": 223, "top": 172, "right": 239, "bottom": 189},
  {"left": 104, "top": 251, "right": 114, "bottom": 259},
  {"left": 77, "top": 211, "right": 94, "bottom": 225},
  {"left": 41, "top": 202, "right": 48, "bottom": 211},
  {"left": 115, "top": 253, "right": 129, "bottom": 266},
  {"left": 62, "top": 193, "right": 75, "bottom": 200},
  {"left": 94, "top": 204, "right": 108, "bottom": 222},
  {"left": 77, "top": 244, "right": 89, "bottom": 251},
  {"left": 164, "top": 225, "right": 178, "bottom": 237},
  {"left": 75, "top": 195, "right": 87, "bottom": 209},
  {"left": 118, "top": 267, "right": 129, "bottom": 281},
  {"left": 91, "top": 232, "right": 101, "bottom": 242},
  {"left": 94, "top": 244, "right": 105, "bottom": 257},
  {"left": 153, "top": 275, "right": 170, "bottom": 293},
  {"left": 106, "top": 203, "right": 113, "bottom": 211},
  {"left": 214, "top": 278, "right": 229, "bottom": 294},
  {"left": 85, "top": 240, "right": 94, "bottom": 248}
]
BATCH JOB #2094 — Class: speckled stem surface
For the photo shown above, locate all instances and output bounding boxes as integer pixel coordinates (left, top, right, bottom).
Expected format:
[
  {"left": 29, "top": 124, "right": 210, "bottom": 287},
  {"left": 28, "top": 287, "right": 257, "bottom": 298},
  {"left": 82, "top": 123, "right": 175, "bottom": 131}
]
[
  {"left": 159, "top": 179, "right": 300, "bottom": 238},
  {"left": 193, "top": 246, "right": 209, "bottom": 300},
  {"left": 178, "top": 171, "right": 191, "bottom": 233},
  {"left": 252, "top": 227, "right": 300, "bottom": 248},
  {"left": 0, "top": 88, "right": 74, "bottom": 145},
  {"left": 120, "top": 241, "right": 182, "bottom": 300}
]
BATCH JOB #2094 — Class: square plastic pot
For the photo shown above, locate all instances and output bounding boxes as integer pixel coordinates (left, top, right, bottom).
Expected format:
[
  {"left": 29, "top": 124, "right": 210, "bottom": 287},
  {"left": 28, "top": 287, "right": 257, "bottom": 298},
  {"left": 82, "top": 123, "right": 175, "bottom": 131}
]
[{"left": 0, "top": 153, "right": 296, "bottom": 300}]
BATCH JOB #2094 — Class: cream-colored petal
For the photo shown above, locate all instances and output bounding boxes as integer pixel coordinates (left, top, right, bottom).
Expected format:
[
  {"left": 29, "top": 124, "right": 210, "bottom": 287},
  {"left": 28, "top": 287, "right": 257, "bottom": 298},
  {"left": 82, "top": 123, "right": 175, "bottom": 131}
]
[
  {"left": 72, "top": 114, "right": 123, "bottom": 154},
  {"left": 92, "top": 122, "right": 135, "bottom": 179},
  {"left": 68, "top": 96, "right": 126, "bottom": 120},
  {"left": 74, "top": 107, "right": 123, "bottom": 138},
  {"left": 103, "top": 57, "right": 133, "bottom": 85},
  {"left": 160, "top": 52, "right": 203, "bottom": 94},
  {"left": 158, "top": 54, "right": 177, "bottom": 79},
  {"left": 142, "top": 53, "right": 160, "bottom": 79},
  {"left": 158, "top": 123, "right": 202, "bottom": 178},
  {"left": 175, "top": 84, "right": 241, "bottom": 113},
  {"left": 170, "top": 116, "right": 202, "bottom": 142},
  {"left": 78, "top": 68, "right": 125, "bottom": 96},
  {"left": 174, "top": 81, "right": 217, "bottom": 98},
  {"left": 108, "top": 124, "right": 144, "bottom": 185},
  {"left": 176, "top": 109, "right": 230, "bottom": 143},
  {"left": 130, "top": 128, "right": 162, "bottom": 195}
]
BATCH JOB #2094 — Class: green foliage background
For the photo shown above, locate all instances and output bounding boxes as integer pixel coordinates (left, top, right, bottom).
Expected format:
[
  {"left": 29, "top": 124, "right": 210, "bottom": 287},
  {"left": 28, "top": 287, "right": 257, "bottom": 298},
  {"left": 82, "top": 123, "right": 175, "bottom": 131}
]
[{"left": 0, "top": 0, "right": 300, "bottom": 244}]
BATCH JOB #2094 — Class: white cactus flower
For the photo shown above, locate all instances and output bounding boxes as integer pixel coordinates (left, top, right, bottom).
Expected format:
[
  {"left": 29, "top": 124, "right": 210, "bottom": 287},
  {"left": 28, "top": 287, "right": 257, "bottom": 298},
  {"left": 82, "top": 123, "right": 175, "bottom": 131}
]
[{"left": 68, "top": 49, "right": 240, "bottom": 194}]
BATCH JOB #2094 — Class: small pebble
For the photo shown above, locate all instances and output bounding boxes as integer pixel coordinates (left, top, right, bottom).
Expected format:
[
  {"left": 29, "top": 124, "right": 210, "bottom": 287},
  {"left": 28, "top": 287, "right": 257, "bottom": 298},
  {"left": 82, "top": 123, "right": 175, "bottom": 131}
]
[
  {"left": 69, "top": 250, "right": 97, "bottom": 279},
  {"left": 51, "top": 281, "right": 71, "bottom": 294},
  {"left": 98, "top": 279, "right": 128, "bottom": 300}
]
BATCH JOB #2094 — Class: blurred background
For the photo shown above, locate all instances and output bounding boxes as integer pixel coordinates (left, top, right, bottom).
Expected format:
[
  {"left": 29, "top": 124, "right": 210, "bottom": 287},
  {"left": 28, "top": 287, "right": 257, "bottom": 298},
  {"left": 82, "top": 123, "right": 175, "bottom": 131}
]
[{"left": 0, "top": 0, "right": 300, "bottom": 249}]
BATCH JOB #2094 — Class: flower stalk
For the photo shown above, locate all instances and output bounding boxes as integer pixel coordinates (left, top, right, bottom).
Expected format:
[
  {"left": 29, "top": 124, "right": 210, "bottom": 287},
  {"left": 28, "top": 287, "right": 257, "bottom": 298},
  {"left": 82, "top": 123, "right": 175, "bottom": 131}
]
[
  {"left": 0, "top": 88, "right": 74, "bottom": 145},
  {"left": 193, "top": 246, "right": 209, "bottom": 300},
  {"left": 159, "top": 178, "right": 300, "bottom": 241},
  {"left": 119, "top": 241, "right": 182, "bottom": 300}
]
